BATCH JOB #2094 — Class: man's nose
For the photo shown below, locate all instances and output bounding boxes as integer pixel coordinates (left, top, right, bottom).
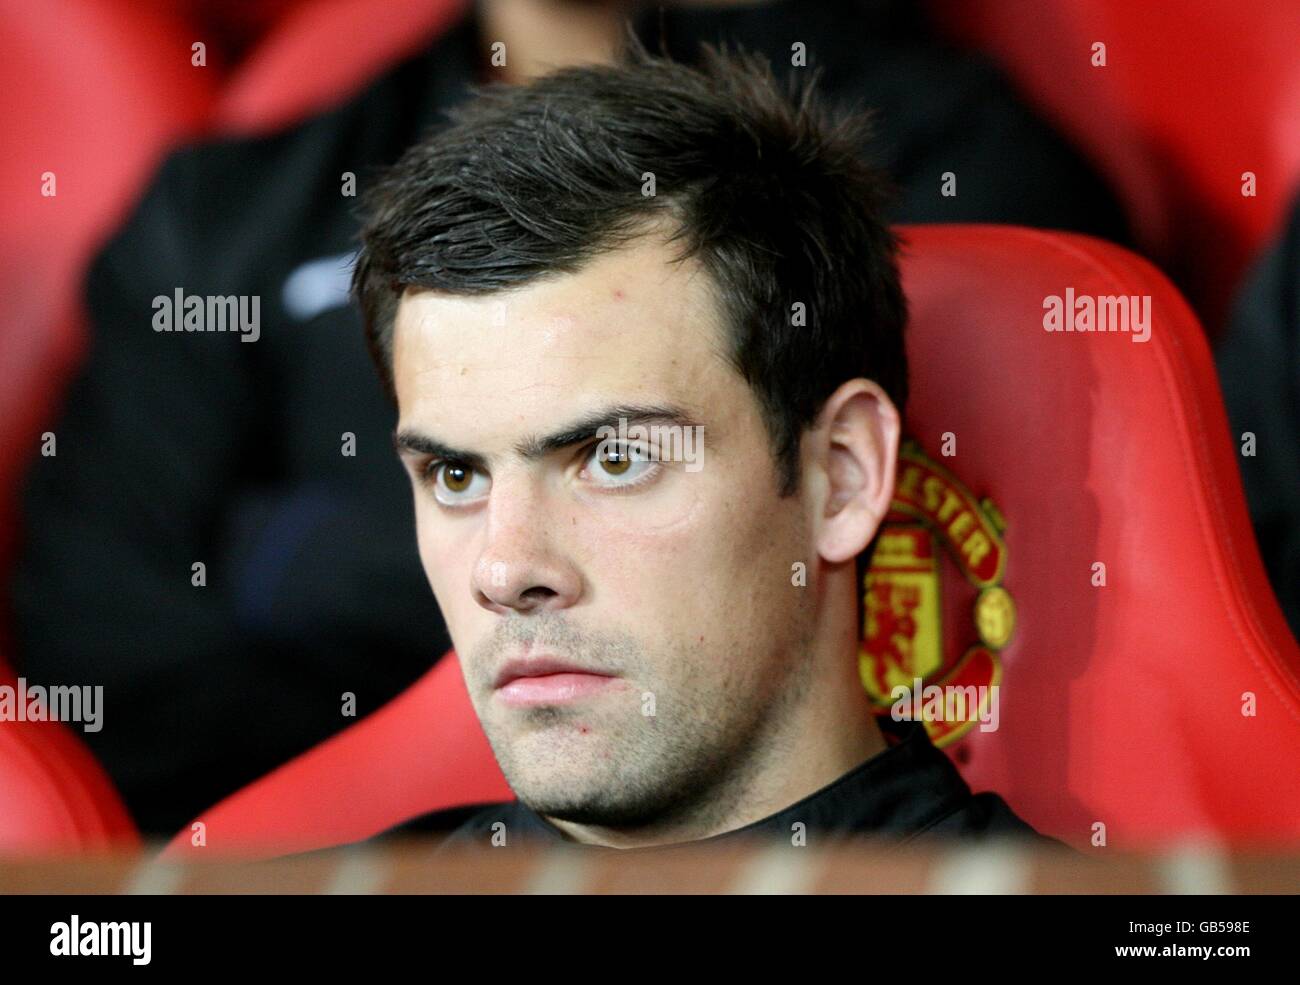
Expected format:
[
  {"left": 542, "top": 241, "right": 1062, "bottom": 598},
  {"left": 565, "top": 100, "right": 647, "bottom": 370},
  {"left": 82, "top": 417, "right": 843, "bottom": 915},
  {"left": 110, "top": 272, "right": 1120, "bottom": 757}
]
[{"left": 471, "top": 484, "right": 582, "bottom": 614}]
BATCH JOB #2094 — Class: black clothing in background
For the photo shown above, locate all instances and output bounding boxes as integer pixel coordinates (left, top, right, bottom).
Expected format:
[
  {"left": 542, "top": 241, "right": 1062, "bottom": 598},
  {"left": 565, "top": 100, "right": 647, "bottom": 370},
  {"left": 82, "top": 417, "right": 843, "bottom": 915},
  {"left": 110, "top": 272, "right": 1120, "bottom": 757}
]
[
  {"left": 1215, "top": 193, "right": 1300, "bottom": 642},
  {"left": 9, "top": 0, "right": 1129, "bottom": 836}
]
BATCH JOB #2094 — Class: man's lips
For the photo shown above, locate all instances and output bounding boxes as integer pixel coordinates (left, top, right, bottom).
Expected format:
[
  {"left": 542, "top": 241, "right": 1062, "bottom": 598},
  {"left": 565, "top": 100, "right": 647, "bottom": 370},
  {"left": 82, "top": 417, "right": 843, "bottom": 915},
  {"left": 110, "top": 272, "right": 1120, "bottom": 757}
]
[
  {"left": 492, "top": 655, "right": 620, "bottom": 707},
  {"left": 492, "top": 654, "right": 614, "bottom": 689}
]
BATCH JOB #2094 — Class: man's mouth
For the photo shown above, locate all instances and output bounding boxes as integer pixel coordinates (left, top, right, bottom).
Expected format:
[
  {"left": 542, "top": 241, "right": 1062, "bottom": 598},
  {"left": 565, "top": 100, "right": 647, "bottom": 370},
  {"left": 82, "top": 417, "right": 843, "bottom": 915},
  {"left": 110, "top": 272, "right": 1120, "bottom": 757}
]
[{"left": 492, "top": 654, "right": 621, "bottom": 707}]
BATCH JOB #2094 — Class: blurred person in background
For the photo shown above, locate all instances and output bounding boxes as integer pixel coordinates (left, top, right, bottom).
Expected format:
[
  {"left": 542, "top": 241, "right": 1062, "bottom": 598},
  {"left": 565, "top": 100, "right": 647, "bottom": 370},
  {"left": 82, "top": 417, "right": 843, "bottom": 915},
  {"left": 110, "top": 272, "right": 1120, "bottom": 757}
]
[
  {"left": 10, "top": 0, "right": 1128, "bottom": 836},
  {"left": 1216, "top": 190, "right": 1300, "bottom": 643}
]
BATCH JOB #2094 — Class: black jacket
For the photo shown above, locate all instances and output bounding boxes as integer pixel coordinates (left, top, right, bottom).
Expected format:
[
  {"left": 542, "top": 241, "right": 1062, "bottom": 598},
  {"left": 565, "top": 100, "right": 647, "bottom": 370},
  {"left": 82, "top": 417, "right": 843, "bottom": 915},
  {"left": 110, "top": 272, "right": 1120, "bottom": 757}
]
[
  {"left": 1215, "top": 191, "right": 1300, "bottom": 642},
  {"left": 10, "top": 0, "right": 1127, "bottom": 835}
]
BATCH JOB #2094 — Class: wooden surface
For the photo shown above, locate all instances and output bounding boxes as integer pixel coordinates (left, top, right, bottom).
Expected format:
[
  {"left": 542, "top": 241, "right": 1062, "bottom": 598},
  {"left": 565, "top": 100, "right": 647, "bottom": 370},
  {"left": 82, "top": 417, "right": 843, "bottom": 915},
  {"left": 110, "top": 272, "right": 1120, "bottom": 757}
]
[{"left": 2, "top": 838, "right": 1298, "bottom": 893}]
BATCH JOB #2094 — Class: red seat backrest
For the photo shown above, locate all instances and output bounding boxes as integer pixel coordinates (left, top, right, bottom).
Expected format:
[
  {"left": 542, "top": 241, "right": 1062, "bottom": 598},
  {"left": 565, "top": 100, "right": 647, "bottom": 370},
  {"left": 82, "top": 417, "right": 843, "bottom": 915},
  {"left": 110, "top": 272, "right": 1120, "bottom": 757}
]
[
  {"left": 0, "top": 670, "right": 138, "bottom": 855},
  {"left": 931, "top": 0, "right": 1300, "bottom": 328},
  {"left": 212, "top": 0, "right": 464, "bottom": 135},
  {"left": 161, "top": 225, "right": 1300, "bottom": 859}
]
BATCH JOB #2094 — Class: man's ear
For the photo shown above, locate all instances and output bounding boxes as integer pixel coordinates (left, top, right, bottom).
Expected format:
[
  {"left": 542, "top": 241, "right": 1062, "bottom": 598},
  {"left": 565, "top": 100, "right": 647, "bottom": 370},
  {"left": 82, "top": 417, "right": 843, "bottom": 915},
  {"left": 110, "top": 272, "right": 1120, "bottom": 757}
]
[{"left": 809, "top": 379, "right": 901, "bottom": 566}]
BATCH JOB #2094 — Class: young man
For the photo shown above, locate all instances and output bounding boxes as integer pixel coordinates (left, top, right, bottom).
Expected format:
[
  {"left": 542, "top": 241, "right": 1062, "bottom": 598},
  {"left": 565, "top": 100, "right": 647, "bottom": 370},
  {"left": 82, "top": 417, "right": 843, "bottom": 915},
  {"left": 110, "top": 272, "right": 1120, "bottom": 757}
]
[{"left": 353, "top": 37, "right": 1058, "bottom": 852}]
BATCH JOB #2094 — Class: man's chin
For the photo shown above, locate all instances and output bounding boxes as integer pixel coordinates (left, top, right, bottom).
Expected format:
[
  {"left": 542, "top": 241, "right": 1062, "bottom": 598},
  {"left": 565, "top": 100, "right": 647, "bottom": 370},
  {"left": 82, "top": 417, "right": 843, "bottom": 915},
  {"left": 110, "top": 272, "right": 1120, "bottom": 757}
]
[
  {"left": 513, "top": 790, "right": 661, "bottom": 829},
  {"left": 499, "top": 753, "right": 634, "bottom": 816}
]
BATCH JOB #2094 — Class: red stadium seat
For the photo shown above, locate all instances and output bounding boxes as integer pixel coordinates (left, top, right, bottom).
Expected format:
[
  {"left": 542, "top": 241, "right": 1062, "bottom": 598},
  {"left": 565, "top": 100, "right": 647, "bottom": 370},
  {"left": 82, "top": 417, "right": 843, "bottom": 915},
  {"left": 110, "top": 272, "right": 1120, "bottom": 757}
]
[
  {"left": 0, "top": 667, "right": 138, "bottom": 855},
  {"left": 161, "top": 225, "right": 1300, "bottom": 860},
  {"left": 930, "top": 0, "right": 1300, "bottom": 328},
  {"left": 211, "top": 0, "right": 463, "bottom": 136}
]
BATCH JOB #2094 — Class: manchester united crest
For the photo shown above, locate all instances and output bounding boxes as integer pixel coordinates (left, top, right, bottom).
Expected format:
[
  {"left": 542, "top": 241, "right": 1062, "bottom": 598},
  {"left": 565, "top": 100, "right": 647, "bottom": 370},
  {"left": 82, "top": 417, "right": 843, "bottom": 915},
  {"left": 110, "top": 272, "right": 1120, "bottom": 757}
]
[{"left": 859, "top": 439, "right": 1015, "bottom": 746}]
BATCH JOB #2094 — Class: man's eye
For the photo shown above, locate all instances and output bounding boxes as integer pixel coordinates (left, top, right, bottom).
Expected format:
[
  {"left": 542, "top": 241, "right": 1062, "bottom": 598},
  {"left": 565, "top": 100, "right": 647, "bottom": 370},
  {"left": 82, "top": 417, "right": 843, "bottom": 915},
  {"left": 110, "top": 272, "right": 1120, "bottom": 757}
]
[
  {"left": 427, "top": 462, "right": 489, "bottom": 505},
  {"left": 585, "top": 442, "right": 658, "bottom": 487}
]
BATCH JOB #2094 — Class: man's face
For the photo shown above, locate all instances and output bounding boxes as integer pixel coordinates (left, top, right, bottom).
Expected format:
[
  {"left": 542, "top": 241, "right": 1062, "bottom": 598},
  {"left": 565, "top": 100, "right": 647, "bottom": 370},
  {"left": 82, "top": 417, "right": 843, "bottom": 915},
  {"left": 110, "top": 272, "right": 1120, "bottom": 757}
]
[{"left": 391, "top": 232, "right": 819, "bottom": 828}]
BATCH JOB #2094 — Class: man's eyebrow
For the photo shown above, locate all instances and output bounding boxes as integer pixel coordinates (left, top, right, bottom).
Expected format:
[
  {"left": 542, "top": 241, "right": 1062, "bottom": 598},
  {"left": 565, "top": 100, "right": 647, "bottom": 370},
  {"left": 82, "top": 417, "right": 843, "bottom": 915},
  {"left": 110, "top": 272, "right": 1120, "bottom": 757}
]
[{"left": 393, "top": 403, "right": 702, "bottom": 467}]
